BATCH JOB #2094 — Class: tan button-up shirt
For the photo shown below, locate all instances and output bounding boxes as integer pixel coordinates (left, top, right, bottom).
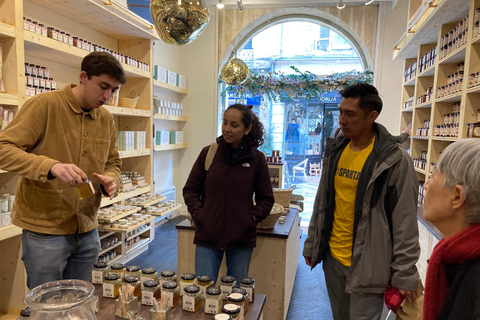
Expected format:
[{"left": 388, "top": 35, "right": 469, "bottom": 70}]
[{"left": 0, "top": 84, "right": 121, "bottom": 234}]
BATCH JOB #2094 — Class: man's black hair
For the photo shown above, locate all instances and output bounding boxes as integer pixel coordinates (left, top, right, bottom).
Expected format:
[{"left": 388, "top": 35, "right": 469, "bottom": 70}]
[{"left": 339, "top": 83, "right": 382, "bottom": 115}]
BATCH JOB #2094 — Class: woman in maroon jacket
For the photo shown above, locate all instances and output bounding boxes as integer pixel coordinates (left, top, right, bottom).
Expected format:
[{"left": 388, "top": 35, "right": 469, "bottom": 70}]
[{"left": 183, "top": 104, "right": 274, "bottom": 285}]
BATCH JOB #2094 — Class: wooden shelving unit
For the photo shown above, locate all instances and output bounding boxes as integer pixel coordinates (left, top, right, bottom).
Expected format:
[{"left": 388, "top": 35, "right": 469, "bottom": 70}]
[
  {"left": 103, "top": 105, "right": 151, "bottom": 117},
  {"left": 154, "top": 143, "right": 188, "bottom": 151},
  {"left": 100, "top": 186, "right": 151, "bottom": 208},
  {"left": 118, "top": 149, "right": 151, "bottom": 159},
  {"left": 153, "top": 79, "right": 188, "bottom": 94},
  {"left": 153, "top": 114, "right": 188, "bottom": 121}
]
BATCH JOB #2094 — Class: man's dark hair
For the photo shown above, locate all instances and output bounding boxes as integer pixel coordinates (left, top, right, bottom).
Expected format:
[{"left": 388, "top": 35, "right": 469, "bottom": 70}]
[
  {"left": 81, "top": 52, "right": 127, "bottom": 85},
  {"left": 339, "top": 83, "right": 382, "bottom": 115}
]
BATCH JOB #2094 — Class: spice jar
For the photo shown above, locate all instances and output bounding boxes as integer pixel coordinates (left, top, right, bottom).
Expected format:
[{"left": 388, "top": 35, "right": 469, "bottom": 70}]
[
  {"left": 212, "top": 314, "right": 232, "bottom": 320},
  {"left": 472, "top": 122, "right": 480, "bottom": 138},
  {"left": 162, "top": 281, "right": 180, "bottom": 308},
  {"left": 227, "top": 293, "right": 246, "bottom": 318},
  {"left": 222, "top": 304, "right": 241, "bottom": 320},
  {"left": 103, "top": 273, "right": 121, "bottom": 298},
  {"left": 220, "top": 275, "right": 236, "bottom": 300},
  {"left": 141, "top": 267, "right": 158, "bottom": 288},
  {"left": 92, "top": 262, "right": 110, "bottom": 284},
  {"left": 182, "top": 285, "right": 202, "bottom": 312},
  {"left": 124, "top": 276, "right": 142, "bottom": 298},
  {"left": 159, "top": 270, "right": 176, "bottom": 287},
  {"left": 240, "top": 277, "right": 255, "bottom": 302},
  {"left": 196, "top": 275, "right": 214, "bottom": 299},
  {"left": 180, "top": 273, "right": 195, "bottom": 296},
  {"left": 142, "top": 280, "right": 161, "bottom": 305},
  {"left": 110, "top": 263, "right": 126, "bottom": 281},
  {"left": 125, "top": 265, "right": 142, "bottom": 279},
  {"left": 204, "top": 287, "right": 222, "bottom": 314}
]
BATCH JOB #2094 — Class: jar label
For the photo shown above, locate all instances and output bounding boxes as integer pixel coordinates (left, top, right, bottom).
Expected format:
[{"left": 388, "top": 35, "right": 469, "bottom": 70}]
[
  {"left": 474, "top": 127, "right": 480, "bottom": 136},
  {"left": 244, "top": 287, "right": 253, "bottom": 302},
  {"left": 142, "top": 291, "right": 154, "bottom": 305},
  {"left": 165, "top": 291, "right": 173, "bottom": 306},
  {"left": 220, "top": 284, "right": 233, "bottom": 300},
  {"left": 103, "top": 283, "right": 115, "bottom": 298},
  {"left": 92, "top": 270, "right": 103, "bottom": 284},
  {"left": 183, "top": 295, "right": 195, "bottom": 311},
  {"left": 204, "top": 298, "right": 220, "bottom": 314}
]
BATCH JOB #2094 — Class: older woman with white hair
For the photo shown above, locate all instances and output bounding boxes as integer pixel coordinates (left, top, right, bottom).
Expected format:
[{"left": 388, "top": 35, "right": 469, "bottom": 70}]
[{"left": 423, "top": 139, "right": 480, "bottom": 320}]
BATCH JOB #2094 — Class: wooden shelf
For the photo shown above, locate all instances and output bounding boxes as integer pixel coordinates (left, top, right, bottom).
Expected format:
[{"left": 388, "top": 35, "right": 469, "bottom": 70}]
[
  {"left": 99, "top": 241, "right": 122, "bottom": 256},
  {"left": 99, "top": 231, "right": 115, "bottom": 240},
  {"left": 126, "top": 195, "right": 167, "bottom": 208},
  {"left": 401, "top": 107, "right": 414, "bottom": 112},
  {"left": 153, "top": 114, "right": 188, "bottom": 121},
  {"left": 118, "top": 149, "right": 151, "bottom": 159},
  {"left": 0, "top": 22, "right": 15, "bottom": 38},
  {"left": 0, "top": 93, "right": 18, "bottom": 106},
  {"left": 28, "top": 0, "right": 159, "bottom": 41},
  {"left": 415, "top": 167, "right": 427, "bottom": 175},
  {"left": 100, "top": 185, "right": 151, "bottom": 208},
  {"left": 412, "top": 136, "right": 430, "bottom": 140},
  {"left": 415, "top": 101, "right": 432, "bottom": 109},
  {"left": 98, "top": 216, "right": 155, "bottom": 233},
  {"left": 431, "top": 136, "right": 458, "bottom": 142},
  {"left": 439, "top": 45, "right": 467, "bottom": 65},
  {"left": 126, "top": 228, "right": 150, "bottom": 242},
  {"left": 393, "top": 0, "right": 470, "bottom": 60},
  {"left": 148, "top": 204, "right": 182, "bottom": 217},
  {"left": 467, "top": 86, "right": 480, "bottom": 94},
  {"left": 106, "top": 254, "right": 123, "bottom": 266},
  {"left": 153, "top": 80, "right": 188, "bottom": 94},
  {"left": 404, "top": 76, "right": 416, "bottom": 86},
  {"left": 103, "top": 105, "right": 151, "bottom": 117},
  {"left": 418, "top": 65, "right": 436, "bottom": 77},
  {"left": 435, "top": 92, "right": 462, "bottom": 103},
  {"left": 0, "top": 225, "right": 22, "bottom": 241},
  {"left": 473, "top": 35, "right": 480, "bottom": 44},
  {"left": 98, "top": 207, "right": 141, "bottom": 223},
  {"left": 126, "top": 237, "right": 150, "bottom": 255},
  {"left": 23, "top": 30, "right": 150, "bottom": 78},
  {"left": 154, "top": 143, "right": 188, "bottom": 151}
]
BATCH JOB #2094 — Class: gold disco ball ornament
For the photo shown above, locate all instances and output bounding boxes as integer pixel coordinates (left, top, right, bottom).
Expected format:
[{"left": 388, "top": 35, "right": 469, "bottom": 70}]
[
  {"left": 221, "top": 58, "right": 249, "bottom": 86},
  {"left": 150, "top": 0, "right": 210, "bottom": 46}
]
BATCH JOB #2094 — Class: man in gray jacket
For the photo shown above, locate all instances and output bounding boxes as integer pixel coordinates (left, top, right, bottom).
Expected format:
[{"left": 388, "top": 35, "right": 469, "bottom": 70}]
[{"left": 303, "top": 83, "right": 420, "bottom": 320}]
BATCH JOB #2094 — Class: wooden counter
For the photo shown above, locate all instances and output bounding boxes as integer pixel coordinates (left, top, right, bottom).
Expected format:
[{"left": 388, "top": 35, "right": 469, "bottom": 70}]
[
  {"left": 176, "top": 209, "right": 301, "bottom": 320},
  {"left": 95, "top": 284, "right": 265, "bottom": 320}
]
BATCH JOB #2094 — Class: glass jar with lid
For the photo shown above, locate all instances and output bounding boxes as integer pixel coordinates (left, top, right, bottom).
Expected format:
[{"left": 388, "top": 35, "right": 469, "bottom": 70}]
[
  {"left": 142, "top": 280, "right": 161, "bottom": 306},
  {"left": 204, "top": 287, "right": 222, "bottom": 314},
  {"left": 159, "top": 270, "right": 176, "bottom": 286},
  {"left": 125, "top": 265, "right": 142, "bottom": 279},
  {"left": 227, "top": 293, "right": 246, "bottom": 318},
  {"left": 25, "top": 280, "right": 96, "bottom": 320},
  {"left": 124, "top": 275, "right": 142, "bottom": 298},
  {"left": 220, "top": 275, "right": 236, "bottom": 300},
  {"left": 182, "top": 285, "right": 202, "bottom": 312},
  {"left": 196, "top": 275, "right": 214, "bottom": 299},
  {"left": 222, "top": 304, "right": 241, "bottom": 320},
  {"left": 180, "top": 273, "right": 195, "bottom": 296},
  {"left": 141, "top": 267, "right": 158, "bottom": 288},
  {"left": 110, "top": 263, "right": 126, "bottom": 281},
  {"left": 103, "top": 273, "right": 121, "bottom": 298},
  {"left": 240, "top": 277, "right": 255, "bottom": 302},
  {"left": 92, "top": 261, "right": 110, "bottom": 284},
  {"left": 162, "top": 281, "right": 180, "bottom": 308},
  {"left": 472, "top": 122, "right": 480, "bottom": 138},
  {"left": 232, "top": 287, "right": 249, "bottom": 313}
]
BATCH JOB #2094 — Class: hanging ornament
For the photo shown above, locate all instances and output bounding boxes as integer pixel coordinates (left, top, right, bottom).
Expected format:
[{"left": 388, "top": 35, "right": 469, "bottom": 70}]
[
  {"left": 221, "top": 58, "right": 249, "bottom": 85},
  {"left": 150, "top": 0, "right": 210, "bottom": 46}
]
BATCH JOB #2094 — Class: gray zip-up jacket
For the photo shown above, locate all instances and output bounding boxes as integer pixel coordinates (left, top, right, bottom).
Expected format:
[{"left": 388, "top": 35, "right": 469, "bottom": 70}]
[{"left": 303, "top": 123, "right": 420, "bottom": 293}]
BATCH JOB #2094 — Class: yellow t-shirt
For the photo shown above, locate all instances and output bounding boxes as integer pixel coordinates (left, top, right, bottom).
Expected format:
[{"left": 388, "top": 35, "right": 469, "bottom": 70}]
[{"left": 329, "top": 138, "right": 374, "bottom": 266}]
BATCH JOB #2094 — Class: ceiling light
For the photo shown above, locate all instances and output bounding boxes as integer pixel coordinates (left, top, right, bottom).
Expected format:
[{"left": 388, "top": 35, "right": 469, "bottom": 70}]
[
  {"left": 336, "top": 0, "right": 345, "bottom": 9},
  {"left": 365, "top": 0, "right": 374, "bottom": 5},
  {"left": 217, "top": 0, "right": 224, "bottom": 8}
]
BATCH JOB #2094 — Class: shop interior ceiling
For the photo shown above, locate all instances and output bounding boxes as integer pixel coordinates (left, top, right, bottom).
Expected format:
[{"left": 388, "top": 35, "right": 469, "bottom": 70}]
[{"left": 203, "top": 0, "right": 396, "bottom": 7}]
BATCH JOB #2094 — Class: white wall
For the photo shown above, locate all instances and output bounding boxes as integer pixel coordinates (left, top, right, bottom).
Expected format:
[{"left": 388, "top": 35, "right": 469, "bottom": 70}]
[{"left": 374, "top": 1, "right": 408, "bottom": 134}]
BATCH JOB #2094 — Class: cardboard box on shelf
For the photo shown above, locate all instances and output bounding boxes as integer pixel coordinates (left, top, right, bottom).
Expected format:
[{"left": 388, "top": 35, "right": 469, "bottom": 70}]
[
  {"left": 177, "top": 74, "right": 187, "bottom": 89},
  {"left": 170, "top": 131, "right": 184, "bottom": 144},
  {"left": 167, "top": 70, "right": 177, "bottom": 86}
]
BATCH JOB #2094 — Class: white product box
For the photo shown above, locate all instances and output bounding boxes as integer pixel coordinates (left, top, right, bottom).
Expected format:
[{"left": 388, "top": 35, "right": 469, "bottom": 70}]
[
  {"left": 157, "top": 67, "right": 167, "bottom": 83},
  {"left": 167, "top": 70, "right": 177, "bottom": 86},
  {"left": 160, "top": 131, "right": 170, "bottom": 145},
  {"left": 177, "top": 74, "right": 187, "bottom": 89},
  {"left": 170, "top": 131, "right": 184, "bottom": 144}
]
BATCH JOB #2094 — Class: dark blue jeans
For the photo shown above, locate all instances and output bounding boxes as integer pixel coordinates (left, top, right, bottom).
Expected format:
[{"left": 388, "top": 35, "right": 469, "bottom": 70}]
[
  {"left": 195, "top": 245, "right": 253, "bottom": 285},
  {"left": 22, "top": 228, "right": 101, "bottom": 289}
]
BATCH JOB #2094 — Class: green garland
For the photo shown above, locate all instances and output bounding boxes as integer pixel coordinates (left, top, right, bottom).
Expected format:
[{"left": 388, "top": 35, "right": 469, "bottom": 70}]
[{"left": 220, "top": 66, "right": 373, "bottom": 102}]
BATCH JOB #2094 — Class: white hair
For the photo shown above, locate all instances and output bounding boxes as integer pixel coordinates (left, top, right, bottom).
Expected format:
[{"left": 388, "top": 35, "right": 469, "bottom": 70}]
[{"left": 437, "top": 139, "right": 480, "bottom": 224}]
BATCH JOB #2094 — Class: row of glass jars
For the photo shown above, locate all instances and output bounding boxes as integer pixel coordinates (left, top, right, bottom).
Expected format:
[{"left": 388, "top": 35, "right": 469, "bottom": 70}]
[
  {"left": 413, "top": 158, "right": 427, "bottom": 171},
  {"left": 415, "top": 120, "right": 431, "bottom": 137},
  {"left": 416, "top": 87, "right": 433, "bottom": 105},
  {"left": 437, "top": 79, "right": 463, "bottom": 98},
  {"left": 442, "top": 112, "right": 461, "bottom": 126},
  {"left": 473, "top": 8, "right": 480, "bottom": 39},
  {"left": 439, "top": 16, "right": 469, "bottom": 60},
  {"left": 418, "top": 47, "right": 436, "bottom": 74},
  {"left": 25, "top": 85, "right": 54, "bottom": 97},
  {"left": 23, "top": 17, "right": 150, "bottom": 71},
  {"left": 434, "top": 123, "right": 459, "bottom": 138},
  {"left": 467, "top": 71, "right": 480, "bottom": 88},
  {"left": 404, "top": 61, "right": 416, "bottom": 83}
]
